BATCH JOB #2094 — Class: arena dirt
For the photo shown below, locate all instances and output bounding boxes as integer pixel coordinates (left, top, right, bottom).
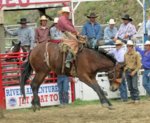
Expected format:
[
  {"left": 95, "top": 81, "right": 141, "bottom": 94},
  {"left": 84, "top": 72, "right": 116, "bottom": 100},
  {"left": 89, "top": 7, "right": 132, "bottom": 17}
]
[{"left": 1, "top": 100, "right": 150, "bottom": 123}]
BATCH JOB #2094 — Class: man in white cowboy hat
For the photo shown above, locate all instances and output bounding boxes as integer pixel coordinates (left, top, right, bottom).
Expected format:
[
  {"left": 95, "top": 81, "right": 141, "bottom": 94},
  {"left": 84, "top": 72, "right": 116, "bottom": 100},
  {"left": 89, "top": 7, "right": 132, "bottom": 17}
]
[
  {"left": 4, "top": 18, "right": 34, "bottom": 52},
  {"left": 109, "top": 40, "right": 128, "bottom": 102},
  {"left": 136, "top": 41, "right": 150, "bottom": 98},
  {"left": 124, "top": 40, "right": 141, "bottom": 103},
  {"left": 115, "top": 14, "right": 136, "bottom": 44},
  {"left": 104, "top": 19, "right": 117, "bottom": 45},
  {"left": 57, "top": 6, "right": 79, "bottom": 68},
  {"left": 82, "top": 12, "right": 102, "bottom": 49},
  {"left": 50, "top": 17, "right": 63, "bottom": 43},
  {"left": 35, "top": 15, "right": 50, "bottom": 44}
]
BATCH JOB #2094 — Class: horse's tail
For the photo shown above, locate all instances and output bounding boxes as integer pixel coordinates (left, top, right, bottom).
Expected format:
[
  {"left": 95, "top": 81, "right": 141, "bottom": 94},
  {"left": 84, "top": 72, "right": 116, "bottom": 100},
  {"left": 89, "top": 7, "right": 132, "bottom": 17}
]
[{"left": 20, "top": 54, "right": 33, "bottom": 99}]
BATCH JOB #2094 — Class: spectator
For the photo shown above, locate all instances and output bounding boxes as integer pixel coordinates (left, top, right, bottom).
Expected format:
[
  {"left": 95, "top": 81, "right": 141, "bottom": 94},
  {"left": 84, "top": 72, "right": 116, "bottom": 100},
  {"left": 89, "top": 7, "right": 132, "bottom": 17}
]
[
  {"left": 50, "top": 17, "right": 63, "bottom": 43},
  {"left": 136, "top": 41, "right": 150, "bottom": 97},
  {"left": 146, "top": 16, "right": 150, "bottom": 40},
  {"left": 109, "top": 40, "right": 128, "bottom": 101},
  {"left": 124, "top": 40, "right": 141, "bottom": 103},
  {"left": 57, "top": 75, "right": 69, "bottom": 106},
  {"left": 115, "top": 14, "right": 136, "bottom": 44},
  {"left": 82, "top": 12, "right": 102, "bottom": 49},
  {"left": 104, "top": 19, "right": 117, "bottom": 45},
  {"left": 4, "top": 18, "right": 34, "bottom": 52},
  {"left": 35, "top": 15, "right": 50, "bottom": 44}
]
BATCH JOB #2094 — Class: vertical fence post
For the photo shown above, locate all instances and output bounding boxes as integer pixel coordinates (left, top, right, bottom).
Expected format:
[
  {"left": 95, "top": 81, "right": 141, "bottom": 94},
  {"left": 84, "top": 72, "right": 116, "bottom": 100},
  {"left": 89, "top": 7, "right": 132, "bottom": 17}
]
[
  {"left": 0, "top": 10, "right": 5, "bottom": 118},
  {"left": 0, "top": 54, "right": 5, "bottom": 118},
  {"left": 0, "top": 10, "right": 5, "bottom": 53}
]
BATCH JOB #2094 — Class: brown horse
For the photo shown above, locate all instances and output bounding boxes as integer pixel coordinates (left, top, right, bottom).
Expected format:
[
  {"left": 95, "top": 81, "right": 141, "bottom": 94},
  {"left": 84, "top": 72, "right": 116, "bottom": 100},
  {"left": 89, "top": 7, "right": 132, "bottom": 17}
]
[{"left": 20, "top": 42, "right": 122, "bottom": 111}]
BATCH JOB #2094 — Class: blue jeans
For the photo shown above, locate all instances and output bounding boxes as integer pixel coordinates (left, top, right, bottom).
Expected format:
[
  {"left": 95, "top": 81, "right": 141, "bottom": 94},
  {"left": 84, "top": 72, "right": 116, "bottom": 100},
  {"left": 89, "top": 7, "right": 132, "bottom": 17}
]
[
  {"left": 119, "top": 78, "right": 128, "bottom": 101},
  {"left": 57, "top": 75, "right": 69, "bottom": 104},
  {"left": 143, "top": 70, "right": 150, "bottom": 95},
  {"left": 88, "top": 38, "right": 97, "bottom": 49},
  {"left": 125, "top": 71, "right": 139, "bottom": 100}
]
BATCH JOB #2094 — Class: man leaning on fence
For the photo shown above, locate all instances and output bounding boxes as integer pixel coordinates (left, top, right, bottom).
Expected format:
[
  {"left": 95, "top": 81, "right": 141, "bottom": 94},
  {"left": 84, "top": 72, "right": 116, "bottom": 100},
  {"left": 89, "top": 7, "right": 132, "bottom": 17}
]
[
  {"left": 114, "top": 14, "right": 136, "bottom": 44},
  {"left": 4, "top": 18, "right": 34, "bottom": 52},
  {"left": 104, "top": 19, "right": 117, "bottom": 45},
  {"left": 81, "top": 12, "right": 102, "bottom": 49}
]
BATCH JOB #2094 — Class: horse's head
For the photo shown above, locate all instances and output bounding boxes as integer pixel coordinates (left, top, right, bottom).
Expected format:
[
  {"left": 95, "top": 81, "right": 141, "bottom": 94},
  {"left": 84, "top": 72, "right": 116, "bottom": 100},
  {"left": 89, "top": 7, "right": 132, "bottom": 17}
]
[
  {"left": 5, "top": 41, "right": 21, "bottom": 61},
  {"left": 108, "top": 63, "right": 125, "bottom": 92}
]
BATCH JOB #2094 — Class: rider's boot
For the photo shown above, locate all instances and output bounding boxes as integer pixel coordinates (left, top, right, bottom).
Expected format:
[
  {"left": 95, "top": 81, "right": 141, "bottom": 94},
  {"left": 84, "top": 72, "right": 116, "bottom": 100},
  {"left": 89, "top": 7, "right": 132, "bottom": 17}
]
[{"left": 65, "top": 52, "right": 73, "bottom": 68}]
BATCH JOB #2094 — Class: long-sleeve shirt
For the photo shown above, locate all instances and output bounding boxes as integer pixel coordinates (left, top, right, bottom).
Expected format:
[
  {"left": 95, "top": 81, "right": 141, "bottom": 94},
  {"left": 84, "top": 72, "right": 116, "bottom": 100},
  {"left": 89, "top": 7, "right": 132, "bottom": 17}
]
[
  {"left": 136, "top": 47, "right": 150, "bottom": 69},
  {"left": 57, "top": 15, "right": 76, "bottom": 33},
  {"left": 5, "top": 26, "right": 34, "bottom": 47},
  {"left": 35, "top": 26, "right": 50, "bottom": 43},
  {"left": 115, "top": 22, "right": 136, "bottom": 39},
  {"left": 50, "top": 26, "right": 63, "bottom": 40},
  {"left": 109, "top": 46, "right": 126, "bottom": 62},
  {"left": 104, "top": 26, "right": 117, "bottom": 43},
  {"left": 146, "top": 20, "right": 150, "bottom": 35},
  {"left": 82, "top": 21, "right": 102, "bottom": 40},
  {"left": 124, "top": 50, "right": 141, "bottom": 73}
]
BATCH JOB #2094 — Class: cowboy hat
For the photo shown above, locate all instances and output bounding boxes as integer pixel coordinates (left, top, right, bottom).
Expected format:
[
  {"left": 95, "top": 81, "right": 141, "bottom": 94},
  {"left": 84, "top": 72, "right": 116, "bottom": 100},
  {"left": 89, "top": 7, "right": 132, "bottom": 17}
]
[
  {"left": 58, "top": 6, "right": 71, "bottom": 14},
  {"left": 109, "top": 19, "right": 116, "bottom": 24},
  {"left": 17, "top": 18, "right": 29, "bottom": 24},
  {"left": 121, "top": 14, "right": 132, "bottom": 21},
  {"left": 127, "top": 40, "right": 134, "bottom": 45},
  {"left": 115, "top": 40, "right": 123, "bottom": 45},
  {"left": 87, "top": 12, "right": 98, "bottom": 18},
  {"left": 40, "top": 15, "right": 48, "bottom": 21},
  {"left": 54, "top": 17, "right": 59, "bottom": 23},
  {"left": 144, "top": 40, "right": 150, "bottom": 45}
]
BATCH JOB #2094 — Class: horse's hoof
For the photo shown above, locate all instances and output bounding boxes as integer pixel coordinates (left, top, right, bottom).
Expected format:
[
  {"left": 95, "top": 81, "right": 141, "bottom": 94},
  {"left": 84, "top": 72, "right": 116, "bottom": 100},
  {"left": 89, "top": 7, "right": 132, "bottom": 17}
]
[
  {"left": 102, "top": 103, "right": 115, "bottom": 110},
  {"left": 32, "top": 105, "right": 36, "bottom": 112},
  {"left": 102, "top": 103, "right": 109, "bottom": 108},
  {"left": 108, "top": 105, "right": 115, "bottom": 110},
  {"left": 35, "top": 105, "right": 40, "bottom": 111}
]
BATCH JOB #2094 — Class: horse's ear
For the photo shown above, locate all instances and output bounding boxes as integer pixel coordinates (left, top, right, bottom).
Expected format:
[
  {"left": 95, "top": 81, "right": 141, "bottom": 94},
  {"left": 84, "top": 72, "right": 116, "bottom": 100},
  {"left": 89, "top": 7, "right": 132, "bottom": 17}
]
[
  {"left": 18, "top": 42, "right": 21, "bottom": 45},
  {"left": 12, "top": 41, "right": 15, "bottom": 46}
]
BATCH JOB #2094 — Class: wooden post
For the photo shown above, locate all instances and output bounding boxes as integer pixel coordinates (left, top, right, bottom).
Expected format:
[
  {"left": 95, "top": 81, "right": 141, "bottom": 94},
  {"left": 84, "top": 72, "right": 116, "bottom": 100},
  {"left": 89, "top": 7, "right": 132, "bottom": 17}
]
[
  {"left": 0, "top": 10, "right": 5, "bottom": 53},
  {"left": 0, "top": 10, "right": 4, "bottom": 118}
]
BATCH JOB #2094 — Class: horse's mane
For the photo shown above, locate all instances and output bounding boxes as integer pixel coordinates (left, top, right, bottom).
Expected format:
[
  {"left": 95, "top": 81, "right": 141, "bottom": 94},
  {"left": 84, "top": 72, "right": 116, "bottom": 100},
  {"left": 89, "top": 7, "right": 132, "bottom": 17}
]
[{"left": 98, "top": 48, "right": 116, "bottom": 64}]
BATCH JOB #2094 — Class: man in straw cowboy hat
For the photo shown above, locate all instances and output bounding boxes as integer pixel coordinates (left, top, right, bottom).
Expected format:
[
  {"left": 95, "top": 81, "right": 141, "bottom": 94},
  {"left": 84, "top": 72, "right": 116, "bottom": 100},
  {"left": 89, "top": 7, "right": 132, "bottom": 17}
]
[
  {"left": 57, "top": 6, "right": 80, "bottom": 68},
  {"left": 4, "top": 18, "right": 34, "bottom": 52},
  {"left": 109, "top": 40, "right": 128, "bottom": 102},
  {"left": 50, "top": 17, "right": 63, "bottom": 43},
  {"left": 136, "top": 41, "right": 150, "bottom": 99},
  {"left": 104, "top": 19, "right": 117, "bottom": 45},
  {"left": 35, "top": 15, "right": 50, "bottom": 44},
  {"left": 115, "top": 14, "right": 136, "bottom": 44},
  {"left": 82, "top": 12, "right": 102, "bottom": 49},
  {"left": 124, "top": 40, "right": 141, "bottom": 104}
]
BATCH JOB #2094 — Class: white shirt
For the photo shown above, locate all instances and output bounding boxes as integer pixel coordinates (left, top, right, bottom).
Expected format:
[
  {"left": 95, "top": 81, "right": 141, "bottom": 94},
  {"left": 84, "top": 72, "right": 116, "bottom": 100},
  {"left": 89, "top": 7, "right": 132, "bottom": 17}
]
[{"left": 109, "top": 46, "right": 127, "bottom": 62}]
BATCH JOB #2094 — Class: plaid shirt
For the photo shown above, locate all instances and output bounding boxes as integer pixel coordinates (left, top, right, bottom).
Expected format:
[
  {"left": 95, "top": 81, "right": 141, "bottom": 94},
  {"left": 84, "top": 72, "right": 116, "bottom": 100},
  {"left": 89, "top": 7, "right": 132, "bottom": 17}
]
[{"left": 115, "top": 22, "right": 136, "bottom": 39}]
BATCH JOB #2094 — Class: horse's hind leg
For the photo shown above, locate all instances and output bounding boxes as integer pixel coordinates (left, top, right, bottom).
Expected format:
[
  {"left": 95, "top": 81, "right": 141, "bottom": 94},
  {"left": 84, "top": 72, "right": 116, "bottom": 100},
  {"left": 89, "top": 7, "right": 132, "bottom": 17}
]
[{"left": 31, "top": 72, "right": 47, "bottom": 111}]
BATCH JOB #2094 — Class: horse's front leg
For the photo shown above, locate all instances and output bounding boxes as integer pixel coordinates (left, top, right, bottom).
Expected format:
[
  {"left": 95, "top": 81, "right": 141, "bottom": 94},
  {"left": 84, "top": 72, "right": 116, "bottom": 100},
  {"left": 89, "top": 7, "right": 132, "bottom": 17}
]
[
  {"left": 79, "top": 74, "right": 113, "bottom": 109},
  {"left": 91, "top": 80, "right": 113, "bottom": 108},
  {"left": 31, "top": 72, "right": 47, "bottom": 112}
]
